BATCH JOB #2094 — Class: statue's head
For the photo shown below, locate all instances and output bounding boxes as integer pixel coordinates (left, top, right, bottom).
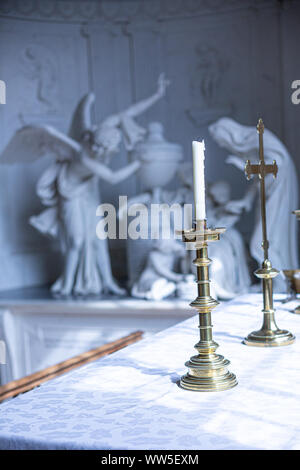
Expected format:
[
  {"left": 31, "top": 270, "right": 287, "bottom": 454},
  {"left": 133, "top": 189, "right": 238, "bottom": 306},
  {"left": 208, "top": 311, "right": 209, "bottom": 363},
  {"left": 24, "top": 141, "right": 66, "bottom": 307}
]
[
  {"left": 209, "top": 117, "right": 257, "bottom": 155},
  {"left": 92, "top": 124, "right": 122, "bottom": 159},
  {"left": 208, "top": 180, "right": 231, "bottom": 205}
]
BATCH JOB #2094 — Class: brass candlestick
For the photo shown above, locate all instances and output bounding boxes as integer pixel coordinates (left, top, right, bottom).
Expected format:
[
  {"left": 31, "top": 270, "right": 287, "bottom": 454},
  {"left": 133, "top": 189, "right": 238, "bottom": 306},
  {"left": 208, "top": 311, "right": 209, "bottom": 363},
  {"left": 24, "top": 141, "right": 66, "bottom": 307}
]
[
  {"left": 179, "top": 220, "right": 237, "bottom": 392},
  {"left": 243, "top": 119, "right": 295, "bottom": 347}
]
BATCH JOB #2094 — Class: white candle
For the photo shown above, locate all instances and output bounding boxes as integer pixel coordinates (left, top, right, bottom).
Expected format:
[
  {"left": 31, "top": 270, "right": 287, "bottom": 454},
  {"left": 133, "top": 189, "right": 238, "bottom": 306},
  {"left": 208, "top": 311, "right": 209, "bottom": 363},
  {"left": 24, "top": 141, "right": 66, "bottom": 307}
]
[{"left": 192, "top": 140, "right": 206, "bottom": 220}]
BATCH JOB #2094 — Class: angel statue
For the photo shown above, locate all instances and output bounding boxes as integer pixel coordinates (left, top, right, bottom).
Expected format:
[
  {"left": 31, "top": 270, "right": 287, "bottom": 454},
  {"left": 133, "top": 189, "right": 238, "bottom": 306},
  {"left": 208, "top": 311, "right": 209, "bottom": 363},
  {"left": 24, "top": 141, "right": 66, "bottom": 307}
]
[
  {"left": 1, "top": 74, "right": 170, "bottom": 296},
  {"left": 209, "top": 117, "right": 298, "bottom": 291}
]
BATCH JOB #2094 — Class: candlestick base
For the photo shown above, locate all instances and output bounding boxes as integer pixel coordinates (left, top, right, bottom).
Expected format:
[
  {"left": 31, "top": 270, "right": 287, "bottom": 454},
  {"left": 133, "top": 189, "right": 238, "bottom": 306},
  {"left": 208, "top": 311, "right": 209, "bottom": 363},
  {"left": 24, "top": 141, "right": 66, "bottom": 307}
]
[
  {"left": 243, "top": 324, "right": 295, "bottom": 347},
  {"left": 243, "top": 260, "right": 295, "bottom": 347},
  {"left": 180, "top": 343, "right": 237, "bottom": 392}
]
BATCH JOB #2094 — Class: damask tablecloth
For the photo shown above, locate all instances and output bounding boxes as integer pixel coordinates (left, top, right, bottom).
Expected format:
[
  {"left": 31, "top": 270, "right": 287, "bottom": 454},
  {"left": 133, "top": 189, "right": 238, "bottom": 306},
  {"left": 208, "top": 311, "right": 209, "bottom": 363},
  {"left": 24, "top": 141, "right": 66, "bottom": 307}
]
[{"left": 0, "top": 293, "right": 300, "bottom": 450}]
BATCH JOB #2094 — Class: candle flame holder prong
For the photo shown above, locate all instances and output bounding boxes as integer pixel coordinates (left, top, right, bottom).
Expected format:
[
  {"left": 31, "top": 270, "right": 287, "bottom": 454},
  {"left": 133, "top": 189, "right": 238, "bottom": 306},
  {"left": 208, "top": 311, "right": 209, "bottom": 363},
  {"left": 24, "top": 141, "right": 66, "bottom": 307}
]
[{"left": 178, "top": 219, "right": 237, "bottom": 392}]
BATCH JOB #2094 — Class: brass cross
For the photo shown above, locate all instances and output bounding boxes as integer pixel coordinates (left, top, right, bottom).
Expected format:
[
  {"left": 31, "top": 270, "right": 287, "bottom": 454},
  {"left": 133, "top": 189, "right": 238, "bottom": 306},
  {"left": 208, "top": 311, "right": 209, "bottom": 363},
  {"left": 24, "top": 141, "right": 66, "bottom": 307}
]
[{"left": 244, "top": 118, "right": 278, "bottom": 260}]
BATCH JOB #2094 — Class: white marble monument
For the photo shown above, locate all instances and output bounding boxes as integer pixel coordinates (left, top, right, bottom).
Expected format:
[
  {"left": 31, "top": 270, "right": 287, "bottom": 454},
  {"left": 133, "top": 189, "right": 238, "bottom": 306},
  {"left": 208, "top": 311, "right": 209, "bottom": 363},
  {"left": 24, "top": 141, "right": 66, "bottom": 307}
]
[{"left": 1, "top": 74, "right": 170, "bottom": 296}]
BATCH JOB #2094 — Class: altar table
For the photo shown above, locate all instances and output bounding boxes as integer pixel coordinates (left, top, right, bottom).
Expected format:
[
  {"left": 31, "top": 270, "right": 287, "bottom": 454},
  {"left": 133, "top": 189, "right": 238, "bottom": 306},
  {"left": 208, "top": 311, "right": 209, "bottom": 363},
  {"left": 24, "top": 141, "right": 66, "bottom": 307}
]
[{"left": 0, "top": 293, "right": 300, "bottom": 450}]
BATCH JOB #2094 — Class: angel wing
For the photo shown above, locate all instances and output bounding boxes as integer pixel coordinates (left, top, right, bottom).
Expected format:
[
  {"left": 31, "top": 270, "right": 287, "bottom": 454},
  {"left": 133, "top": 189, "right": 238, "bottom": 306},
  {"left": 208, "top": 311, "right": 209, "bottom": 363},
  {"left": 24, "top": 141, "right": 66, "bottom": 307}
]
[
  {"left": 68, "top": 92, "right": 95, "bottom": 142},
  {"left": 0, "top": 124, "right": 82, "bottom": 165}
]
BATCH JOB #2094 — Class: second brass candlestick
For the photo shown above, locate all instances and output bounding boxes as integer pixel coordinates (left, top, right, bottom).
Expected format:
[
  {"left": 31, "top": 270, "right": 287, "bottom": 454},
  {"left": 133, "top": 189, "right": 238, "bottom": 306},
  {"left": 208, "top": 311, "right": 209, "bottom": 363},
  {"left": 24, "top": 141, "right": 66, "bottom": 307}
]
[{"left": 243, "top": 119, "right": 295, "bottom": 347}]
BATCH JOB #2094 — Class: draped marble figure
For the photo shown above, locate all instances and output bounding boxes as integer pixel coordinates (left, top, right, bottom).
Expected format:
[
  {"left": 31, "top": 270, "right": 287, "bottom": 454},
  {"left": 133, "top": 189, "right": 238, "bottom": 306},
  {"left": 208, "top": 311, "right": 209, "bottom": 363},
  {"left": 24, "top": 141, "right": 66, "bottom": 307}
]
[
  {"left": 0, "top": 74, "right": 170, "bottom": 295},
  {"left": 209, "top": 117, "right": 298, "bottom": 291}
]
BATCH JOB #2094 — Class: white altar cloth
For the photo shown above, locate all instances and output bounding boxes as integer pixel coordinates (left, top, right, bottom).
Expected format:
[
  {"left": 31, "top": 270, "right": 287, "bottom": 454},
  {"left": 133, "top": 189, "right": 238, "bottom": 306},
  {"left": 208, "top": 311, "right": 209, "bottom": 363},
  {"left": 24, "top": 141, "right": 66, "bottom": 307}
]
[{"left": 0, "top": 293, "right": 300, "bottom": 450}]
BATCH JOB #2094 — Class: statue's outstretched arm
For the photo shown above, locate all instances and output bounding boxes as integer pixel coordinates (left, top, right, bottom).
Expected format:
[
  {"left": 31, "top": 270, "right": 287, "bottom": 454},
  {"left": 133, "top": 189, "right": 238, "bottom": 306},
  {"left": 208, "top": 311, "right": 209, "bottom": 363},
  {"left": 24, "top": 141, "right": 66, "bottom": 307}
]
[
  {"left": 81, "top": 154, "right": 140, "bottom": 185},
  {"left": 124, "top": 73, "right": 170, "bottom": 118},
  {"left": 101, "top": 74, "right": 169, "bottom": 128}
]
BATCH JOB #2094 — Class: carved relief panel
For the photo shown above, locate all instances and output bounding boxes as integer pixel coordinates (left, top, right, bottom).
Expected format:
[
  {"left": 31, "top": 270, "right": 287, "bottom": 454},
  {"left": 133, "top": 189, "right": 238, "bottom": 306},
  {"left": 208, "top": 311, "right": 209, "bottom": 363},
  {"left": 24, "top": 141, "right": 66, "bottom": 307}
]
[{"left": 20, "top": 43, "right": 59, "bottom": 114}]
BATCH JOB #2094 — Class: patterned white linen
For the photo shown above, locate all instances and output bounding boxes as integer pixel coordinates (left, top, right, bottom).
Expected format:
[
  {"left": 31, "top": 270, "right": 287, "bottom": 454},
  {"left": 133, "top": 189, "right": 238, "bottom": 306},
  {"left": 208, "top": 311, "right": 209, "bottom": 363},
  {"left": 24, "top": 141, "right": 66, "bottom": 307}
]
[{"left": 0, "top": 294, "right": 300, "bottom": 450}]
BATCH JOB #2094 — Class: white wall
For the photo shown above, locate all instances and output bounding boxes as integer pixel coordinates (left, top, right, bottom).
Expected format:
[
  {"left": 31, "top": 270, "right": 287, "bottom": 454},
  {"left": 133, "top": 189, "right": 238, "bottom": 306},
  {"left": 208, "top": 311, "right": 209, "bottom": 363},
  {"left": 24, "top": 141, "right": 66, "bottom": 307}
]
[{"left": 0, "top": 0, "right": 299, "bottom": 289}]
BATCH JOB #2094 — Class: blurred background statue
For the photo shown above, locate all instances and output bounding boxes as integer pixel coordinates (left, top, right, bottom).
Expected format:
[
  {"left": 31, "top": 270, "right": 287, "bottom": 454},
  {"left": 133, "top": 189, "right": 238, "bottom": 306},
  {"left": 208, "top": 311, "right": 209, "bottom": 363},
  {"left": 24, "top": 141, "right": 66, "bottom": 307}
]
[
  {"left": 131, "top": 239, "right": 186, "bottom": 300},
  {"left": 209, "top": 117, "right": 298, "bottom": 291},
  {"left": 177, "top": 163, "right": 251, "bottom": 299},
  {"left": 119, "top": 120, "right": 183, "bottom": 287},
  {"left": 206, "top": 180, "right": 251, "bottom": 299},
  {"left": 1, "top": 74, "right": 170, "bottom": 296}
]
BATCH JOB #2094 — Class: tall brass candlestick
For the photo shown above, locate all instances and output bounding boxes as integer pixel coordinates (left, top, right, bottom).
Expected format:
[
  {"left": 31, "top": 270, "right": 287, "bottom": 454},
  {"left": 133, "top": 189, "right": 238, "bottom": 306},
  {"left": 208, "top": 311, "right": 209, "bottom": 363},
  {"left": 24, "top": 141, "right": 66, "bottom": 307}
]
[
  {"left": 179, "top": 220, "right": 237, "bottom": 392},
  {"left": 243, "top": 119, "right": 295, "bottom": 347}
]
